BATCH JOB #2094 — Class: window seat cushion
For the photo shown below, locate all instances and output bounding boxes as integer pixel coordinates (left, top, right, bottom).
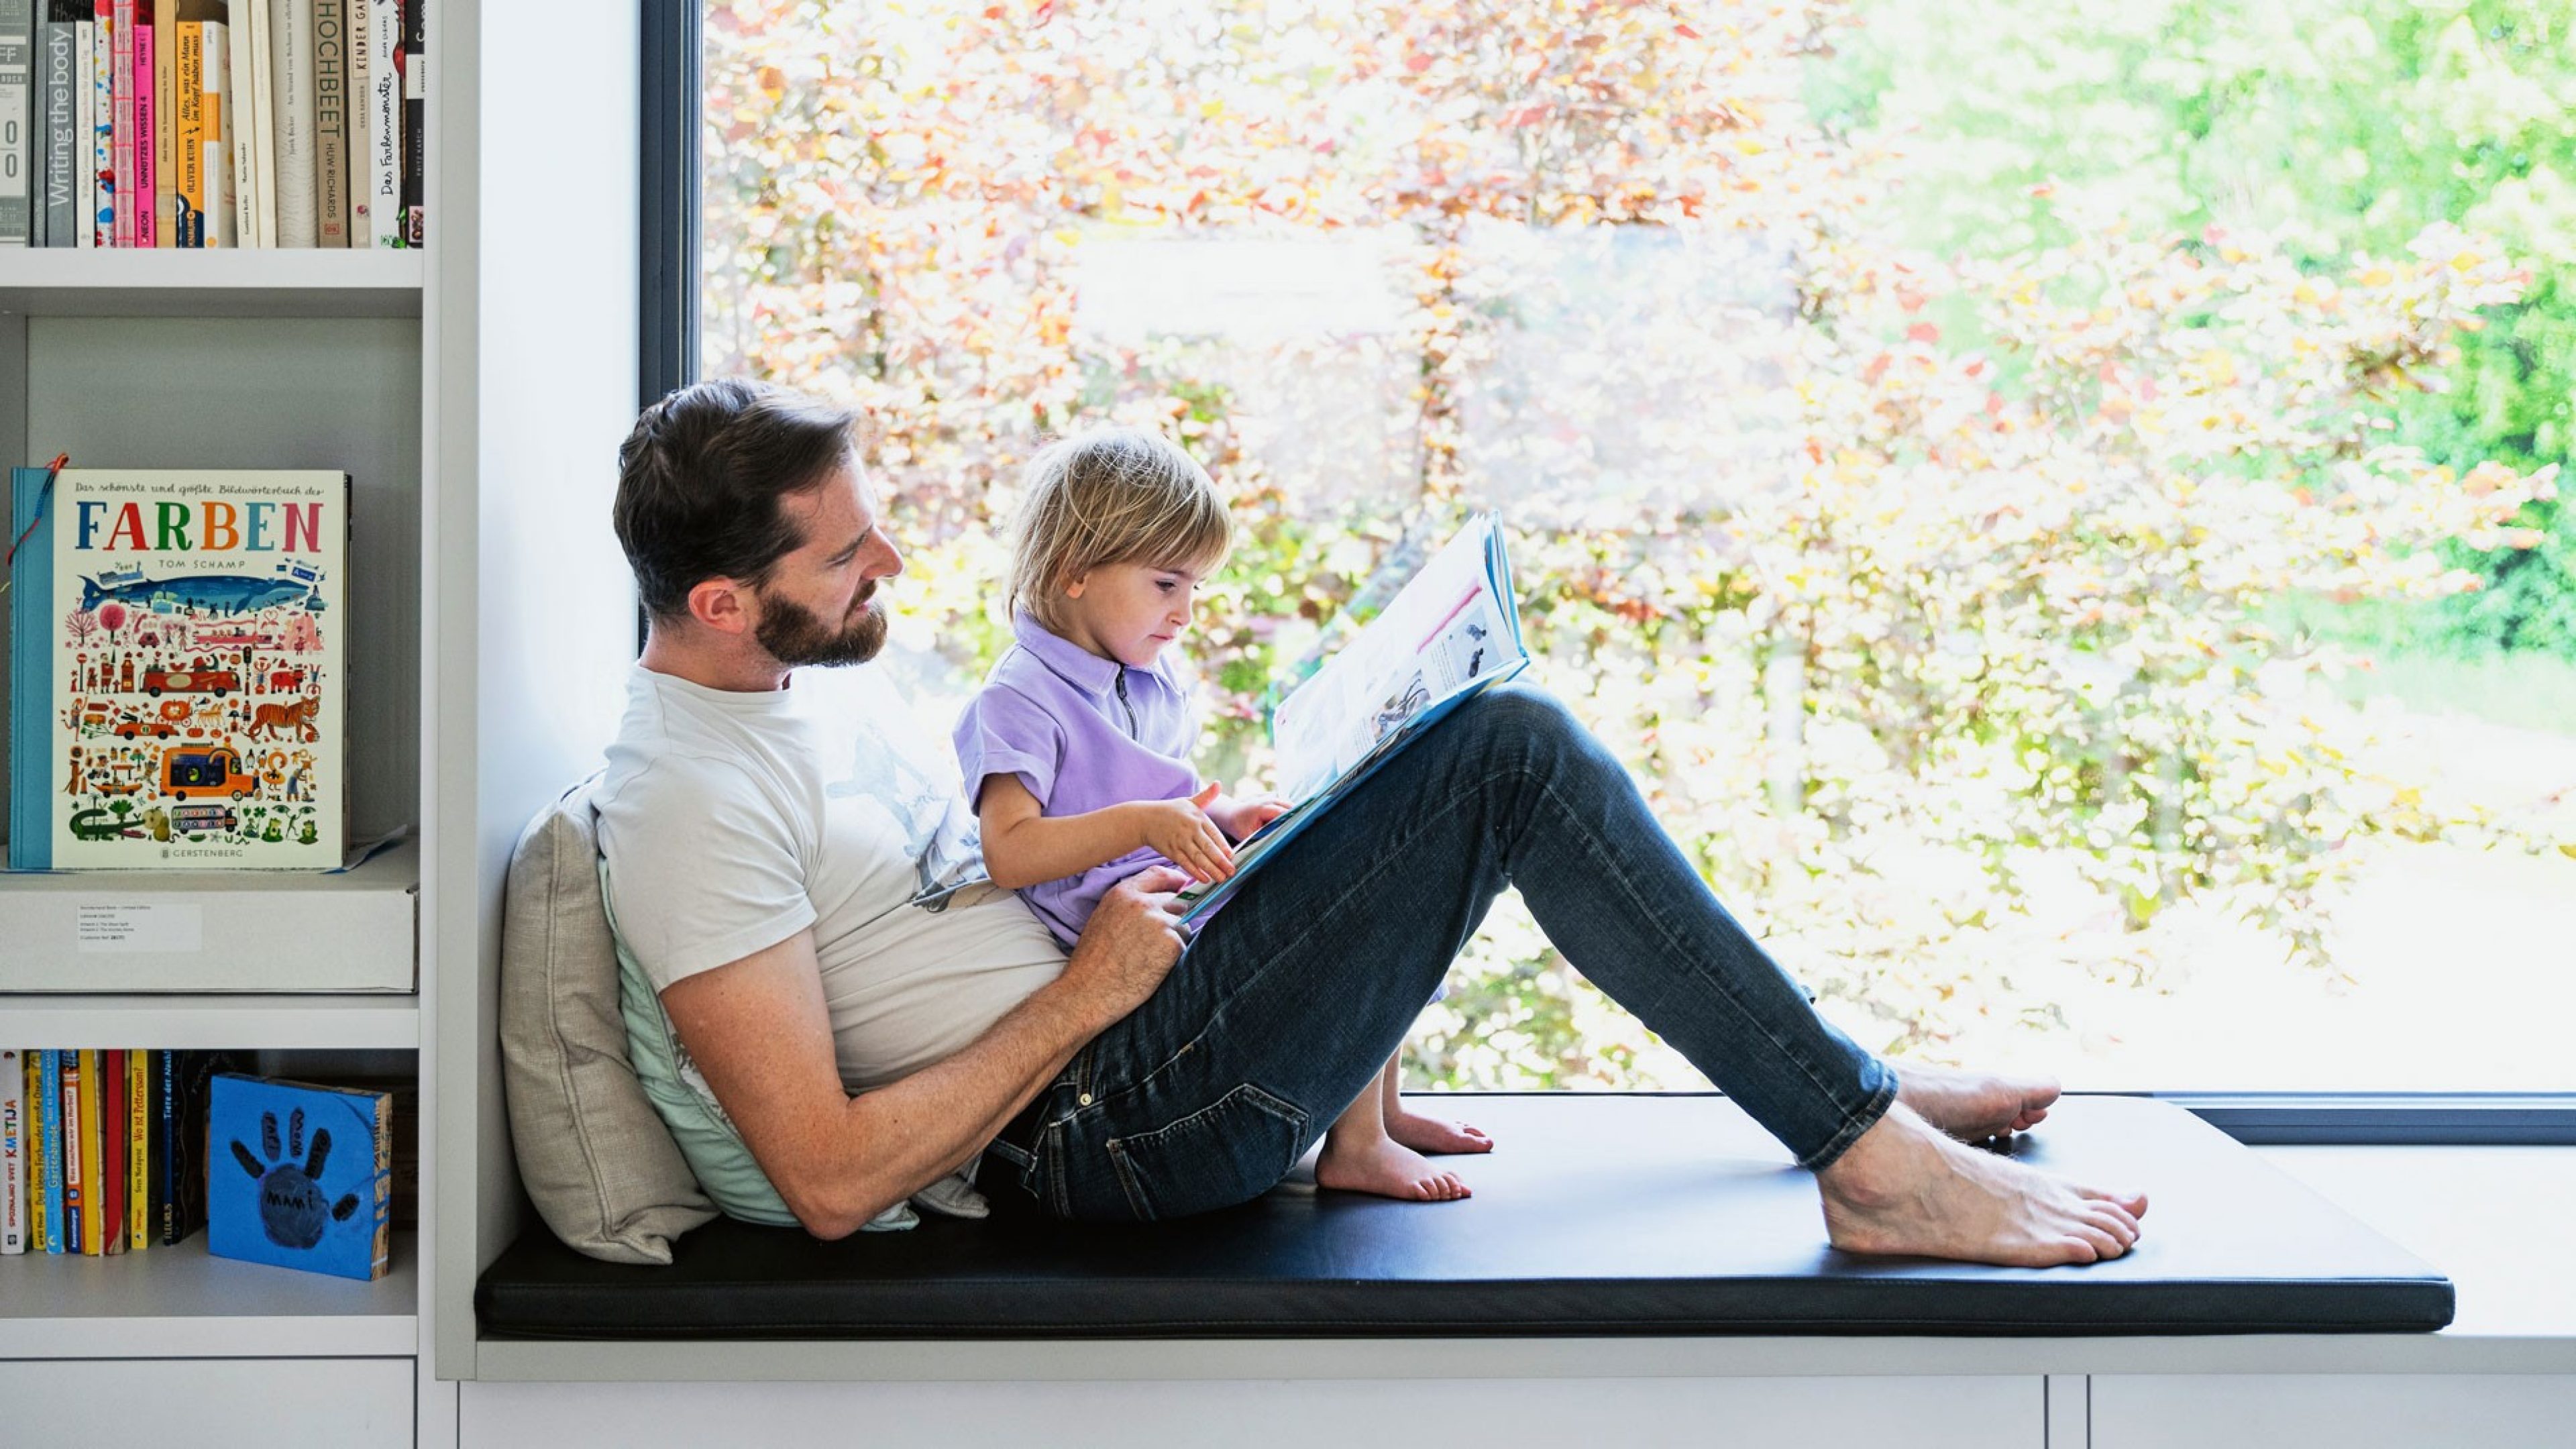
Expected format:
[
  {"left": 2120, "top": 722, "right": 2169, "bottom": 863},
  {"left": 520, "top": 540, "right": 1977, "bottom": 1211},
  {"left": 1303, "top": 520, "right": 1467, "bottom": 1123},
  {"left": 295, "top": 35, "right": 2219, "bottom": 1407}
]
[{"left": 474, "top": 1093, "right": 2454, "bottom": 1339}]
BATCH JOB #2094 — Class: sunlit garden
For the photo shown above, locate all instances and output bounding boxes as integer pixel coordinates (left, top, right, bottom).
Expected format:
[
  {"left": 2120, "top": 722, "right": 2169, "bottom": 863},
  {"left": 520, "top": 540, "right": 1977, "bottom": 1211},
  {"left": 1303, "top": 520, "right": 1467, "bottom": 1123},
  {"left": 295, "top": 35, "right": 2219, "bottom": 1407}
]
[{"left": 702, "top": 0, "right": 2576, "bottom": 1092}]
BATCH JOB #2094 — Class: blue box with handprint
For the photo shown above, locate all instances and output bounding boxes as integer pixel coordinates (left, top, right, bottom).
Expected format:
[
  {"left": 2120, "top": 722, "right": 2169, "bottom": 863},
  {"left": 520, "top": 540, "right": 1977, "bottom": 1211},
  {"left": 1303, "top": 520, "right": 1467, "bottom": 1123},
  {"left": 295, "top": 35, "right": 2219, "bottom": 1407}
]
[{"left": 207, "top": 1074, "right": 392, "bottom": 1281}]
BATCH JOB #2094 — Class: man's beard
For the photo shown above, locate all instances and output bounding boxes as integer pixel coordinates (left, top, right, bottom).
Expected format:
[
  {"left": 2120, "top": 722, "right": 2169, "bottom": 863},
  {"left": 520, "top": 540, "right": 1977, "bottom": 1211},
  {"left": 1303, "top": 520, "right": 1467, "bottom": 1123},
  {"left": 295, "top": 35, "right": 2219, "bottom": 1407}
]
[{"left": 753, "top": 580, "right": 888, "bottom": 667}]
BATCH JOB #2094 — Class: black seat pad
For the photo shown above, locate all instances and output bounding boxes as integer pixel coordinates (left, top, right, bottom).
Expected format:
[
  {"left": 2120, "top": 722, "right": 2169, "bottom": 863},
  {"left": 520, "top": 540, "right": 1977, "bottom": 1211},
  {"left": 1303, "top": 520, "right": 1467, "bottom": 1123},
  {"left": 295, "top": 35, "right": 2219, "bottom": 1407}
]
[{"left": 476, "top": 1095, "right": 2453, "bottom": 1338}]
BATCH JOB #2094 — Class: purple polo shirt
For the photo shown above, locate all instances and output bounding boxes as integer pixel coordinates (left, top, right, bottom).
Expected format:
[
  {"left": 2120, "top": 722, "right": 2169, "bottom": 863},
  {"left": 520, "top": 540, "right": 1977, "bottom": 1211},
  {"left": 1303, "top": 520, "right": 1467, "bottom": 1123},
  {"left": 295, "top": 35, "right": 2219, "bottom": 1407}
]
[{"left": 954, "top": 612, "right": 1203, "bottom": 948}]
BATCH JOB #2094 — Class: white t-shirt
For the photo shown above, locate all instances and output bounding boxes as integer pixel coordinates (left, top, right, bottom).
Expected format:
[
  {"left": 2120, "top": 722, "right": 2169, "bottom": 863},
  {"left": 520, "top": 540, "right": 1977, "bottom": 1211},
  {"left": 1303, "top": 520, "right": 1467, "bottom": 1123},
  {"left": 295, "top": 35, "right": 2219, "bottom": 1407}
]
[{"left": 594, "top": 663, "right": 1071, "bottom": 1094}]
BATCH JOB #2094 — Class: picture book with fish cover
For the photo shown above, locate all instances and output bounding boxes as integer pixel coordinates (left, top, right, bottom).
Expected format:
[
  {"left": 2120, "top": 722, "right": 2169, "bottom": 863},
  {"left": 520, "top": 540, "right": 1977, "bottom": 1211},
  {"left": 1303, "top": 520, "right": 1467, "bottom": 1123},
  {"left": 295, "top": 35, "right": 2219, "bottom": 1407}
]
[{"left": 9, "top": 467, "right": 348, "bottom": 870}]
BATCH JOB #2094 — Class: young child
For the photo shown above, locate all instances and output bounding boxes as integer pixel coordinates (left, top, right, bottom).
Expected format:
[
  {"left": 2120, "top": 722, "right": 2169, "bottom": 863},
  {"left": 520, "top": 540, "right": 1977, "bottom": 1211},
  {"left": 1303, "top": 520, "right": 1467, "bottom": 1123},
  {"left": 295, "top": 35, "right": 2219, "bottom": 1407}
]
[{"left": 954, "top": 427, "right": 1493, "bottom": 1202}]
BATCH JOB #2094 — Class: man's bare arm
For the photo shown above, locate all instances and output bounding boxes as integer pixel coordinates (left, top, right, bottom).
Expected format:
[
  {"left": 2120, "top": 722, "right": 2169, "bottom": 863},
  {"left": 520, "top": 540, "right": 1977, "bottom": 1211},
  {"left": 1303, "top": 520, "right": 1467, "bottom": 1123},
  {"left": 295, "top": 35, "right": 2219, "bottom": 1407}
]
[{"left": 658, "top": 868, "right": 1191, "bottom": 1238}]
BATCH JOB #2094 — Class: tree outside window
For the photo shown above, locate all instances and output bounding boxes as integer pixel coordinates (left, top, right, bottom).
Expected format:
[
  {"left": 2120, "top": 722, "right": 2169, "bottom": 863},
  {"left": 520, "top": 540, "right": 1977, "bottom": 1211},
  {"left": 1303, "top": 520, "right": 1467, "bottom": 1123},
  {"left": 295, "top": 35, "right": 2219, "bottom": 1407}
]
[{"left": 702, "top": 0, "right": 2576, "bottom": 1093}]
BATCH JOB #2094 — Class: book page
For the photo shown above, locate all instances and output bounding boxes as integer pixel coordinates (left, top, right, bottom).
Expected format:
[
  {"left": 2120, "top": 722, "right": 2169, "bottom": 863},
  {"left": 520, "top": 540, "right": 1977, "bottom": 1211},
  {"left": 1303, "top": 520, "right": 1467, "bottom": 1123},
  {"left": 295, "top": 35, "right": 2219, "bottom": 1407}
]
[
  {"left": 1269, "top": 515, "right": 1511, "bottom": 803},
  {"left": 1172, "top": 515, "right": 1525, "bottom": 923}
]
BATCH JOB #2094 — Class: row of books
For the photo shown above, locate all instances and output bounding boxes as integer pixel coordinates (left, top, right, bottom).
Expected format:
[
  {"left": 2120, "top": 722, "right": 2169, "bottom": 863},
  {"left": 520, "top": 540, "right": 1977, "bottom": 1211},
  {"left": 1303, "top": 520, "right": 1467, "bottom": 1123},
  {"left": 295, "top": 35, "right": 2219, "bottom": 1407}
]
[
  {"left": 2, "top": 1049, "right": 405, "bottom": 1280},
  {"left": 0, "top": 0, "right": 426, "bottom": 249},
  {"left": 0, "top": 1046, "right": 223, "bottom": 1254}
]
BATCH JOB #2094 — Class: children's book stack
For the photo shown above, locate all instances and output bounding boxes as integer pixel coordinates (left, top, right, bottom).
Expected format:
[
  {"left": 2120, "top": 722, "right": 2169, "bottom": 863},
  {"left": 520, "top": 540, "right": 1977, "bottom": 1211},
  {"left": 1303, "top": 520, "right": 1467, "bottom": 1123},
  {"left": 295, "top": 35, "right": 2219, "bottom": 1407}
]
[
  {"left": 0, "top": 0, "right": 427, "bottom": 249},
  {"left": 0, "top": 1047, "right": 230, "bottom": 1255}
]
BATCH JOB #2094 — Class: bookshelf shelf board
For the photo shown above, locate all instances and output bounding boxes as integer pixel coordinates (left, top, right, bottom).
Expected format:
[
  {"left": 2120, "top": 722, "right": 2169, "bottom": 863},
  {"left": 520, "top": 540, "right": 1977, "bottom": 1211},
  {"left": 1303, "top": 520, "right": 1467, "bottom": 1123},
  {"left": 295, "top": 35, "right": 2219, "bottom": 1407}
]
[
  {"left": 0, "top": 838, "right": 420, "bottom": 994},
  {"left": 0, "top": 1230, "right": 418, "bottom": 1358},
  {"left": 0, "top": 250, "right": 427, "bottom": 319},
  {"left": 0, "top": 993, "right": 419, "bottom": 1049}
]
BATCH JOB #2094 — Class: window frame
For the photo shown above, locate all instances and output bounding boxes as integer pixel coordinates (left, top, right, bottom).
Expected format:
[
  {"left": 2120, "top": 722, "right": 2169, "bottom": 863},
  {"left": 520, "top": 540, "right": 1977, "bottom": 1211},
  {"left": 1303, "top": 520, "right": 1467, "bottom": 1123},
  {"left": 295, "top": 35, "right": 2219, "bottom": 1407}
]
[{"left": 643, "top": 3, "right": 2576, "bottom": 1148}]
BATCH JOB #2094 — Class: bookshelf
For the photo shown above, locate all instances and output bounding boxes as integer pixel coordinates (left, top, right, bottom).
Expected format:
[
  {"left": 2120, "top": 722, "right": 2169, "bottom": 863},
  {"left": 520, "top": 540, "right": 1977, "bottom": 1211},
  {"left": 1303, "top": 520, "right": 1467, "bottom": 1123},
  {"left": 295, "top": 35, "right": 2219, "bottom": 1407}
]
[
  {"left": 7, "top": 3, "right": 643, "bottom": 1436},
  {"left": 0, "top": 249, "right": 427, "bottom": 319},
  {"left": 0, "top": 994, "right": 419, "bottom": 1050},
  {"left": 0, "top": 1229, "right": 418, "bottom": 1358},
  {"left": 0, "top": 2, "right": 681, "bottom": 1442},
  {"left": 0, "top": 4, "right": 450, "bottom": 1441},
  {"left": 0, "top": 282, "right": 427, "bottom": 1395}
]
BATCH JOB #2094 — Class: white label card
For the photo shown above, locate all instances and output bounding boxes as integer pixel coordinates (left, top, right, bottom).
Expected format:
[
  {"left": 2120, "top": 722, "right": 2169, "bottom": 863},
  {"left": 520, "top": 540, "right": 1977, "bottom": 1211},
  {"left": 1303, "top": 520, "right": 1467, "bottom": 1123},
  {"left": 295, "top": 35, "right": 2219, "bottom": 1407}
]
[{"left": 73, "top": 904, "right": 207, "bottom": 954}]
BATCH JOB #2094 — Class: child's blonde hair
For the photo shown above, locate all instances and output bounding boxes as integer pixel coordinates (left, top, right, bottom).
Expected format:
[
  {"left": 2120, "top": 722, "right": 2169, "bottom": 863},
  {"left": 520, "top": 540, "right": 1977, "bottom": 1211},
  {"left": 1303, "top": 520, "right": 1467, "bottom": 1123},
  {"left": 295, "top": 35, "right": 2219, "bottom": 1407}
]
[{"left": 1006, "top": 427, "right": 1232, "bottom": 633}]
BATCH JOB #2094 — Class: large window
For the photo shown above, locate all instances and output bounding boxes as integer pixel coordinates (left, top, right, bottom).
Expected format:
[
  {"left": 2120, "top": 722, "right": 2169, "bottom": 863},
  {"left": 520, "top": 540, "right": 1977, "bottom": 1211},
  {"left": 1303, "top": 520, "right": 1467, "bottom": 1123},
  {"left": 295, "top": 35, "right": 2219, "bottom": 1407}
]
[{"left": 693, "top": 1, "right": 2576, "bottom": 1097}]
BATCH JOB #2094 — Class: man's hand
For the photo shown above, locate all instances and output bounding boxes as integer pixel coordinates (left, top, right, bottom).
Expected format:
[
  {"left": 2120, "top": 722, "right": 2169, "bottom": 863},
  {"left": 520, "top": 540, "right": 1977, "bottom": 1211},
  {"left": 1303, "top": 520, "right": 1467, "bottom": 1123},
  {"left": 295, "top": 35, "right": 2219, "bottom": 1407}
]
[
  {"left": 1058, "top": 865, "right": 1191, "bottom": 1030},
  {"left": 1125, "top": 784, "right": 1234, "bottom": 883}
]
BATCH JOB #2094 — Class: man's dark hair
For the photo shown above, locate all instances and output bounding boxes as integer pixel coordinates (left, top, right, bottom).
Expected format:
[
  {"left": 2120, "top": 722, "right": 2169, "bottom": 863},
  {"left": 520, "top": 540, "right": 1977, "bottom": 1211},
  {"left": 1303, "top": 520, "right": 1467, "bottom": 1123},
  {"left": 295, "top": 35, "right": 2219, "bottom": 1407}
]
[{"left": 614, "top": 379, "right": 864, "bottom": 621}]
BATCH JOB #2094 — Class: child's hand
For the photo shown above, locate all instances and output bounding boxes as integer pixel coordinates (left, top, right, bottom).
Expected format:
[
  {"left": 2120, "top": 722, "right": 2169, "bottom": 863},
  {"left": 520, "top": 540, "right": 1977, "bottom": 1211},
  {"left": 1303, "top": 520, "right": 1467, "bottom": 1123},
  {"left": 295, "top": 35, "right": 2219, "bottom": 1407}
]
[
  {"left": 1129, "top": 783, "right": 1234, "bottom": 885},
  {"left": 1216, "top": 791, "right": 1292, "bottom": 842}
]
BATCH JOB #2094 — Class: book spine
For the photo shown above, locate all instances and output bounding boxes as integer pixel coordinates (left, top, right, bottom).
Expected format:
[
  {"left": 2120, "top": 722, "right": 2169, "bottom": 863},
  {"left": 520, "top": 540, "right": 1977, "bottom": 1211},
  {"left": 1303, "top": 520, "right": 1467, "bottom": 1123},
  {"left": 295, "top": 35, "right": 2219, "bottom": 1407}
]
[
  {"left": 21, "top": 1054, "right": 46, "bottom": 1252},
  {"left": 227, "top": 0, "right": 251, "bottom": 244},
  {"left": 38, "top": 1046, "right": 64, "bottom": 1242},
  {"left": 79, "top": 1047, "right": 106, "bottom": 1252},
  {"left": 337, "top": 0, "right": 356, "bottom": 235},
  {"left": 265, "top": 0, "right": 305, "bottom": 244},
  {"left": 21, "top": 0, "right": 42, "bottom": 246},
  {"left": 97, "top": 1047, "right": 124, "bottom": 1254},
  {"left": 69, "top": 7, "right": 85, "bottom": 243},
  {"left": 9, "top": 470, "right": 56, "bottom": 867},
  {"left": 86, "top": 4, "right": 105, "bottom": 244},
  {"left": 172, "top": 1050, "right": 217, "bottom": 1242},
  {"left": 39, "top": 4, "right": 72, "bottom": 244},
  {"left": 199, "top": 15, "right": 225, "bottom": 241},
  {"left": 368, "top": 1085, "right": 392, "bottom": 1277},
  {"left": 150, "top": 0, "right": 167, "bottom": 244},
  {"left": 393, "top": 0, "right": 410, "bottom": 244},
  {"left": 105, "top": 0, "right": 126, "bottom": 244},
  {"left": 155, "top": 1049, "right": 176, "bottom": 1242},
  {"left": 125, "top": 2, "right": 148, "bottom": 244},
  {"left": 143, "top": 1050, "right": 166, "bottom": 1245},
  {"left": 34, "top": 4, "right": 50, "bottom": 242},
  {"left": 170, "top": 9, "right": 193, "bottom": 239},
  {"left": 60, "top": 1047, "right": 85, "bottom": 1252},
  {"left": 0, "top": 0, "right": 31, "bottom": 245},
  {"left": 308, "top": 0, "right": 337, "bottom": 244},
  {"left": 127, "top": 1045, "right": 148, "bottom": 1249},
  {"left": 245, "top": 0, "right": 268, "bottom": 243},
  {"left": 0, "top": 1049, "right": 23, "bottom": 1254},
  {"left": 360, "top": 0, "right": 385, "bottom": 244}
]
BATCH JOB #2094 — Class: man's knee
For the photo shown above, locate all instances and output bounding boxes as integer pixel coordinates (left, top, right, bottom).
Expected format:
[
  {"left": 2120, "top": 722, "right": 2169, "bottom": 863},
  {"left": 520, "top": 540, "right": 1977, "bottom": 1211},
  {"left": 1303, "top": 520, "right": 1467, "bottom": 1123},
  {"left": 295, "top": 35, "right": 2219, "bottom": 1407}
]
[{"left": 1460, "top": 684, "right": 1589, "bottom": 758}]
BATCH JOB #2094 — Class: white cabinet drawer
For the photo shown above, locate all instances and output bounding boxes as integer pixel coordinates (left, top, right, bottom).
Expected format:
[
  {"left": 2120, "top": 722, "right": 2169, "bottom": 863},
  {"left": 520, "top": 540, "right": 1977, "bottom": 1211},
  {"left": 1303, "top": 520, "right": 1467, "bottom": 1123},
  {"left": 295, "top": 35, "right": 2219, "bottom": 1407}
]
[
  {"left": 0, "top": 1357, "right": 412, "bottom": 1447},
  {"left": 464, "top": 1374, "right": 2041, "bottom": 1448},
  {"left": 2092, "top": 1373, "right": 2576, "bottom": 1449}
]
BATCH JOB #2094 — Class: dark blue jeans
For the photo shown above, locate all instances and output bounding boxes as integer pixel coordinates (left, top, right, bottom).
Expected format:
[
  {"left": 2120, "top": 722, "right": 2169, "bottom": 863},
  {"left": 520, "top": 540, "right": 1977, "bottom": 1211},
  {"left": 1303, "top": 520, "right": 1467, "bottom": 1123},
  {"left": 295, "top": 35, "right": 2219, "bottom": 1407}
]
[{"left": 981, "top": 686, "right": 1898, "bottom": 1222}]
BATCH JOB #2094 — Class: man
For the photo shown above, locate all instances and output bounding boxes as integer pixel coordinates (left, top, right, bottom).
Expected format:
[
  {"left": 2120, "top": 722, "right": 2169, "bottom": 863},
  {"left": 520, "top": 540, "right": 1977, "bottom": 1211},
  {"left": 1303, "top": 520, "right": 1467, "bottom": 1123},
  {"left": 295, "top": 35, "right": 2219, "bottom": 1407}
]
[{"left": 597, "top": 379, "right": 2147, "bottom": 1265}]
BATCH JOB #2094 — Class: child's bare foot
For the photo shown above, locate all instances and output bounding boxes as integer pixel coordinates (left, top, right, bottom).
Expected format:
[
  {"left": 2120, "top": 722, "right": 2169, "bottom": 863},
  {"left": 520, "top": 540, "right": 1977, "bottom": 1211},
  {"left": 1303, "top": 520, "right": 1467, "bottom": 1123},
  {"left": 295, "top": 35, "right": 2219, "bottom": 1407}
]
[
  {"left": 1317, "top": 1134, "right": 1472, "bottom": 1201},
  {"left": 1895, "top": 1061, "right": 2061, "bottom": 1140},
  {"left": 1387, "top": 1104, "right": 1494, "bottom": 1156},
  {"left": 1817, "top": 1104, "right": 2147, "bottom": 1267}
]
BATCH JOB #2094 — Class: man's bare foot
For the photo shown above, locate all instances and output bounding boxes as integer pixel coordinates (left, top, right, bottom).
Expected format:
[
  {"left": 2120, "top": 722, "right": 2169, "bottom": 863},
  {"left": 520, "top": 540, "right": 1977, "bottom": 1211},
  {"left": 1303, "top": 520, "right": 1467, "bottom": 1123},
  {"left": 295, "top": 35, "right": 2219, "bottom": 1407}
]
[
  {"left": 1317, "top": 1134, "right": 1472, "bottom": 1201},
  {"left": 1387, "top": 1104, "right": 1494, "bottom": 1156},
  {"left": 1817, "top": 1104, "right": 2147, "bottom": 1267},
  {"left": 1896, "top": 1062, "right": 2061, "bottom": 1140}
]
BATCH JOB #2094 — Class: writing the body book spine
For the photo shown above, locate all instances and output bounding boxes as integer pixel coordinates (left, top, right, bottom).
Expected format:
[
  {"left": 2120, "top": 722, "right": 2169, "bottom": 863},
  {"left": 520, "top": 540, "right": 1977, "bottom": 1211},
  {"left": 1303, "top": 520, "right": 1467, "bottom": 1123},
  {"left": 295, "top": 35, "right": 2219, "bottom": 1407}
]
[{"left": 10, "top": 468, "right": 350, "bottom": 870}]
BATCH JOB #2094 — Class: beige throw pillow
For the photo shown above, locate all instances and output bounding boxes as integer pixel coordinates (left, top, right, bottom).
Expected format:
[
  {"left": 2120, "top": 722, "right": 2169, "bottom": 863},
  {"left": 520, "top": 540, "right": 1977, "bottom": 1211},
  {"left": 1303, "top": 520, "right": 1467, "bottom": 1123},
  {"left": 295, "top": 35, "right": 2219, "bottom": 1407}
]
[{"left": 497, "top": 778, "right": 716, "bottom": 1265}]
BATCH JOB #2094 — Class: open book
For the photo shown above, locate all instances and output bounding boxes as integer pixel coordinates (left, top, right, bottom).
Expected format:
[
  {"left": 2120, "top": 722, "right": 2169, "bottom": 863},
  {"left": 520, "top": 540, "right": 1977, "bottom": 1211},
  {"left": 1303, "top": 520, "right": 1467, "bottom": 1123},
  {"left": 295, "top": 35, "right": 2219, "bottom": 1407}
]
[{"left": 1176, "top": 513, "right": 1528, "bottom": 924}]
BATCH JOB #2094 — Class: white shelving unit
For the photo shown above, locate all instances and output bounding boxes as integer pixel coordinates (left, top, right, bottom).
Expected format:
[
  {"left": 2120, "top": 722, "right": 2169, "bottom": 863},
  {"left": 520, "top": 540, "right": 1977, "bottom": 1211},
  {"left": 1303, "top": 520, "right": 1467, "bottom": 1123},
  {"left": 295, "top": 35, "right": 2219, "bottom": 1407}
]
[
  {"left": 0, "top": 9, "right": 455, "bottom": 1443},
  {"left": 0, "top": 994, "right": 419, "bottom": 1051},
  {"left": 0, "top": 1230, "right": 419, "bottom": 1359},
  {"left": 0, "top": 249, "right": 427, "bottom": 319},
  {"left": 0, "top": 837, "right": 419, "bottom": 994}
]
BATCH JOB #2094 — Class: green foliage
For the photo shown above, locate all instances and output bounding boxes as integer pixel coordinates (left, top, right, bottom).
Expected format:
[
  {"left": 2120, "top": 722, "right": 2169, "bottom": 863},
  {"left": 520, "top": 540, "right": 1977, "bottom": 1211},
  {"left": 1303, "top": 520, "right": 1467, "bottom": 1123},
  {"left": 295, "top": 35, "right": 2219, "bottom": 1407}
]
[
  {"left": 1815, "top": 0, "right": 2576, "bottom": 652},
  {"left": 709, "top": 0, "right": 2571, "bottom": 1085}
]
